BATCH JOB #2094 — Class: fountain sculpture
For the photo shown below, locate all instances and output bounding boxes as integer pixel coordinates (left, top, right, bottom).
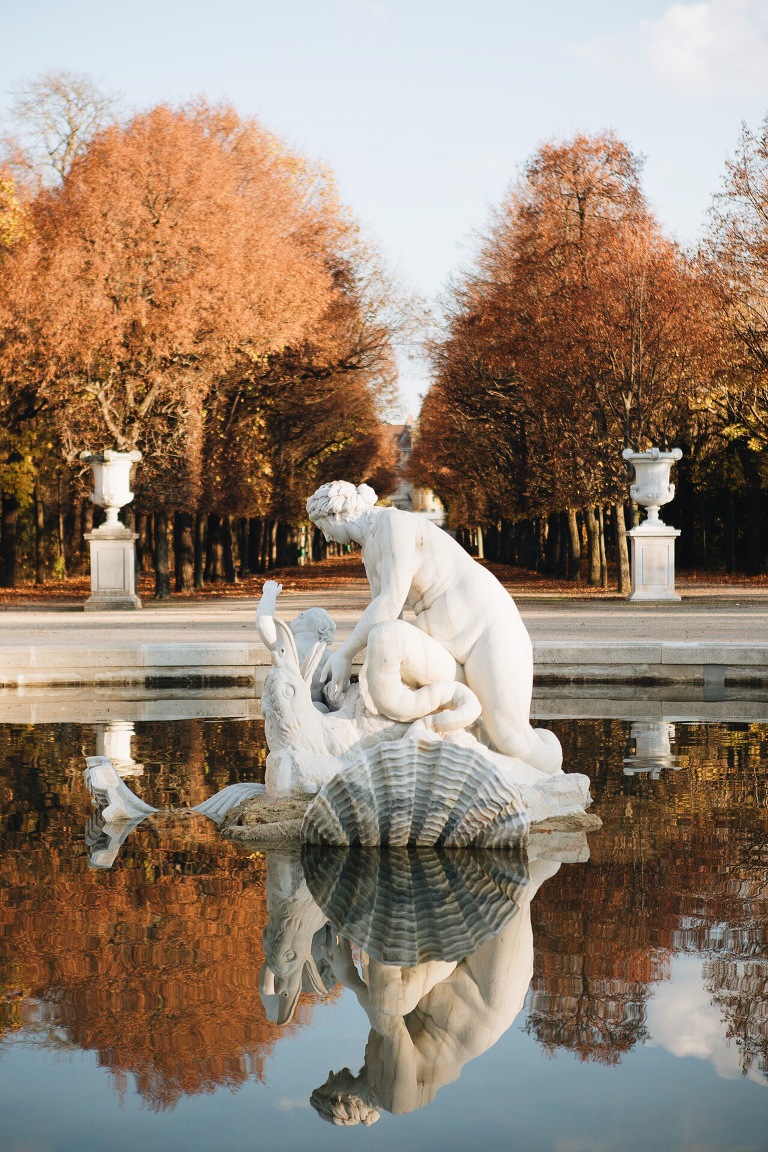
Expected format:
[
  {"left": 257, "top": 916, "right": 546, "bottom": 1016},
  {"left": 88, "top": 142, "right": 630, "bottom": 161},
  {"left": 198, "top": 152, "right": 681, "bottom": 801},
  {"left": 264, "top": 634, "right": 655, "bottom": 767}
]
[{"left": 244, "top": 481, "right": 596, "bottom": 846}]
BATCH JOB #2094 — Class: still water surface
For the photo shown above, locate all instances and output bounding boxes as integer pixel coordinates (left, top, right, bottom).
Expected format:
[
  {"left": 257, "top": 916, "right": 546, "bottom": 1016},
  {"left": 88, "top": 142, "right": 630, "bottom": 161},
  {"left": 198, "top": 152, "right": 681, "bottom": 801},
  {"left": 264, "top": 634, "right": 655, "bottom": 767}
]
[{"left": 0, "top": 718, "right": 766, "bottom": 1152}]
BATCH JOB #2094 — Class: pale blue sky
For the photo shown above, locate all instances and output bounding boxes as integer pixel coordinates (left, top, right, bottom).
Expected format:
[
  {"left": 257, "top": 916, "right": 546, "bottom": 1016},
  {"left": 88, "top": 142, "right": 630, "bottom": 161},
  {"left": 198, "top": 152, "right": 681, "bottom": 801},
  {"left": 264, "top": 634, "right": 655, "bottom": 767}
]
[{"left": 4, "top": 0, "right": 768, "bottom": 410}]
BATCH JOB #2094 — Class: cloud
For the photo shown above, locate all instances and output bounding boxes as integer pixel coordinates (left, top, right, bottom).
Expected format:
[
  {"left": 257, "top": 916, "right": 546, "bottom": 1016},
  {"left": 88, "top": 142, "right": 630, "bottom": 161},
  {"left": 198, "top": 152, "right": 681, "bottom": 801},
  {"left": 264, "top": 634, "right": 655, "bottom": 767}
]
[
  {"left": 646, "top": 954, "right": 767, "bottom": 1086},
  {"left": 275, "top": 1095, "right": 310, "bottom": 1112},
  {"left": 573, "top": 0, "right": 768, "bottom": 99}
]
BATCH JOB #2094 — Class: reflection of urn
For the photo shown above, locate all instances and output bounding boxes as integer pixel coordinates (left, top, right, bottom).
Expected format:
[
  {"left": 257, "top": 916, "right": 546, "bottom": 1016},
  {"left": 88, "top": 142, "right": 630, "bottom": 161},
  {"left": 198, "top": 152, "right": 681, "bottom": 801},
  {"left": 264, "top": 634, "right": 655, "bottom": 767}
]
[
  {"left": 623, "top": 722, "right": 680, "bottom": 779},
  {"left": 622, "top": 447, "right": 682, "bottom": 528},
  {"left": 81, "top": 449, "right": 142, "bottom": 529},
  {"left": 93, "top": 721, "right": 143, "bottom": 776}
]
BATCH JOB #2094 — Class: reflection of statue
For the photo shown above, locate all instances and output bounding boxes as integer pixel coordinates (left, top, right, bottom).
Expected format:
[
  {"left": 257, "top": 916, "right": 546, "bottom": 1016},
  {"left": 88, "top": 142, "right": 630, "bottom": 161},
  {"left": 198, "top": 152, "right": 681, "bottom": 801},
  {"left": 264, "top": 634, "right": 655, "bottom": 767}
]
[
  {"left": 255, "top": 837, "right": 585, "bottom": 1125},
  {"left": 310, "top": 855, "right": 560, "bottom": 1125},
  {"left": 259, "top": 851, "right": 332, "bottom": 1025},
  {"left": 306, "top": 481, "right": 561, "bottom": 773},
  {"left": 82, "top": 756, "right": 266, "bottom": 868}
]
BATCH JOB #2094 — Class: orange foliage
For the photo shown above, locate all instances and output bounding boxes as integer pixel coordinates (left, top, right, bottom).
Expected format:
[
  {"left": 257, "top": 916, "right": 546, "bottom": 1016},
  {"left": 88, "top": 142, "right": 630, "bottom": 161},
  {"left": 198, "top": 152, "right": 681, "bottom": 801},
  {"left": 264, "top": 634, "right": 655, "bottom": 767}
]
[
  {"left": 0, "top": 103, "right": 397, "bottom": 512},
  {"left": 413, "top": 133, "right": 717, "bottom": 526}
]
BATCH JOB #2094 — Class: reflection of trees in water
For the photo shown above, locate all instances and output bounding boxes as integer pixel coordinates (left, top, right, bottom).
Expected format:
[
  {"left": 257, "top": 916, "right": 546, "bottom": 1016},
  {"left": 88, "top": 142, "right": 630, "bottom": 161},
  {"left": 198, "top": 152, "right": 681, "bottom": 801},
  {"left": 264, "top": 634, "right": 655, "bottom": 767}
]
[
  {"left": 526, "top": 721, "right": 768, "bottom": 1073},
  {"left": 1, "top": 717, "right": 767, "bottom": 1098},
  {"left": 0, "top": 719, "right": 335, "bottom": 1110}
]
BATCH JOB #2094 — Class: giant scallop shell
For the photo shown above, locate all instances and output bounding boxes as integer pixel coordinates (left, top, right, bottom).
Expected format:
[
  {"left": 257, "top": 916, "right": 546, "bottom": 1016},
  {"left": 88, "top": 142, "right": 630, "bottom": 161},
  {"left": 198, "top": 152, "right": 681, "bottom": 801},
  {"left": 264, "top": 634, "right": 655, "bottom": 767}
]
[
  {"left": 301, "top": 733, "right": 530, "bottom": 848},
  {"left": 302, "top": 844, "right": 529, "bottom": 965}
]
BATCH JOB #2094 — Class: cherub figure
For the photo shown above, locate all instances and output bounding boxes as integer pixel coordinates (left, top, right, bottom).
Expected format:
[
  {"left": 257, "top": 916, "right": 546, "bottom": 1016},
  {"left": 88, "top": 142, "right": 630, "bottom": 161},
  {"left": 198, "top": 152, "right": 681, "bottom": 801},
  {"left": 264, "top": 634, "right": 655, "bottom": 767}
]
[{"left": 256, "top": 581, "right": 336, "bottom": 711}]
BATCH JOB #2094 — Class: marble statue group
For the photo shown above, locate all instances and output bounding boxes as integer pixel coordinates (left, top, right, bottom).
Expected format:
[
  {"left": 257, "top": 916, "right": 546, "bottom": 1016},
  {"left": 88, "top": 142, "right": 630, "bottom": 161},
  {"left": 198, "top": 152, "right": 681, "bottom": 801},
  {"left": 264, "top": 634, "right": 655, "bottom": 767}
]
[{"left": 255, "top": 480, "right": 593, "bottom": 844}]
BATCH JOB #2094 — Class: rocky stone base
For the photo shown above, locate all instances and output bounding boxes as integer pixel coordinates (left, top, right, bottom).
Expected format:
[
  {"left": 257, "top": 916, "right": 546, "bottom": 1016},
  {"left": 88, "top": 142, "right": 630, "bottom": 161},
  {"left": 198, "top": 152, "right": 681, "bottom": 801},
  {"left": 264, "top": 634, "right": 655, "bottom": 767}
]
[{"left": 220, "top": 792, "right": 602, "bottom": 847}]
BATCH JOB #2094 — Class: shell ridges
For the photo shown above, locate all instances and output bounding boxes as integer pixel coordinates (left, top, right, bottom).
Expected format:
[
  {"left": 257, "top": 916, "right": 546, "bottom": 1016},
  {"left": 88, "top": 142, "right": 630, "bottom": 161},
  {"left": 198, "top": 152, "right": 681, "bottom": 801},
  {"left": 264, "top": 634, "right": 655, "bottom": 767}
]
[{"left": 301, "top": 734, "right": 530, "bottom": 848}]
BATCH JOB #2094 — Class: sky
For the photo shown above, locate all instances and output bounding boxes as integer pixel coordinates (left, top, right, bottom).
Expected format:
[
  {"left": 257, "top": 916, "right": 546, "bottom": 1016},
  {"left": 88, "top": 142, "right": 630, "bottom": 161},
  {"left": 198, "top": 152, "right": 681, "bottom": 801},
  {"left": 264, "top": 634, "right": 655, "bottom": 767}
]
[{"left": 3, "top": 0, "right": 768, "bottom": 412}]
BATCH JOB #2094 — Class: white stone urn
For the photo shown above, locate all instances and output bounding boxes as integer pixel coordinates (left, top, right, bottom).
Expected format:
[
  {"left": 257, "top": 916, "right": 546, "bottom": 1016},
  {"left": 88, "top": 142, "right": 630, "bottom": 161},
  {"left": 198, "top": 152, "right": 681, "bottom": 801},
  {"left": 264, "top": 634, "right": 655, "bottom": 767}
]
[
  {"left": 81, "top": 449, "right": 142, "bottom": 610},
  {"left": 622, "top": 447, "right": 683, "bottom": 529},
  {"left": 80, "top": 449, "right": 142, "bottom": 529}
]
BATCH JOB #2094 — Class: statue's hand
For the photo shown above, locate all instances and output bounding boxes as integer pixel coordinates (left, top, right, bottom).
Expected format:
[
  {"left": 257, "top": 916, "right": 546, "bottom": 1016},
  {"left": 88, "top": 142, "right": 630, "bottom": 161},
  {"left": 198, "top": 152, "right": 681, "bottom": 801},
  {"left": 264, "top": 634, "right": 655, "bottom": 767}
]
[
  {"left": 262, "top": 580, "right": 282, "bottom": 602},
  {"left": 321, "top": 650, "right": 352, "bottom": 706}
]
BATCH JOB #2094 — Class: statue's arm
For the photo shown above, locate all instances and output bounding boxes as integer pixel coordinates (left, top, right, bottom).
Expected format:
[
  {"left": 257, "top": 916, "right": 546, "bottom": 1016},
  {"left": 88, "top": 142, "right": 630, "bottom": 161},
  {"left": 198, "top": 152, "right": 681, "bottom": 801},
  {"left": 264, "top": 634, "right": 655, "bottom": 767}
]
[
  {"left": 337, "top": 515, "right": 415, "bottom": 661},
  {"left": 321, "top": 516, "right": 415, "bottom": 702},
  {"left": 255, "top": 580, "right": 283, "bottom": 651}
]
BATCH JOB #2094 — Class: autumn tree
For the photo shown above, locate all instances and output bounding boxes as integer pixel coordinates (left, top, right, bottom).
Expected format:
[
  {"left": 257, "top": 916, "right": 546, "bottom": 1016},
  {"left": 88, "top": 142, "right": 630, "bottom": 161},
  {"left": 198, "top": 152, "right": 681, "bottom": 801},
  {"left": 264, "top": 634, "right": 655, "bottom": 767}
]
[
  {"left": 703, "top": 116, "right": 768, "bottom": 572},
  {"left": 414, "top": 133, "right": 716, "bottom": 588},
  {"left": 0, "top": 102, "right": 399, "bottom": 594},
  {"left": 5, "top": 69, "right": 119, "bottom": 184}
]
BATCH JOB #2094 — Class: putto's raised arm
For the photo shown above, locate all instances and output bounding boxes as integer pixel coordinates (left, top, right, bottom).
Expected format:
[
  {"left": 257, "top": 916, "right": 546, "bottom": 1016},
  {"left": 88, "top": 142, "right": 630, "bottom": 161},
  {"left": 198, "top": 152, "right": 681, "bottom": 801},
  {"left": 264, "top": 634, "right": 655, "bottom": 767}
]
[{"left": 255, "top": 580, "right": 283, "bottom": 651}]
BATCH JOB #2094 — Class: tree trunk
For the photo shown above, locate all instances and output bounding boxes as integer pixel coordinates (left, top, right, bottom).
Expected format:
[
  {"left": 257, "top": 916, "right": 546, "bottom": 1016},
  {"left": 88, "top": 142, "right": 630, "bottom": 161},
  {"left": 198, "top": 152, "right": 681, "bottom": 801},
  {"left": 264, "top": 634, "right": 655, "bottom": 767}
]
[
  {"left": 205, "top": 515, "right": 225, "bottom": 582},
  {"left": 80, "top": 499, "right": 93, "bottom": 572},
  {"left": 543, "top": 513, "right": 560, "bottom": 575},
  {"left": 154, "top": 508, "right": 171, "bottom": 600},
  {"left": 57, "top": 473, "right": 67, "bottom": 577},
  {"left": 175, "top": 512, "right": 194, "bottom": 592},
  {"left": 135, "top": 512, "right": 147, "bottom": 572},
  {"left": 565, "top": 508, "right": 581, "bottom": 581},
  {"left": 312, "top": 524, "right": 326, "bottom": 562},
  {"left": 614, "top": 500, "right": 631, "bottom": 594},
  {"left": 726, "top": 489, "right": 736, "bottom": 573},
  {"left": 34, "top": 479, "right": 46, "bottom": 584},
  {"left": 584, "top": 505, "right": 601, "bottom": 586},
  {"left": 269, "top": 520, "right": 279, "bottom": 568},
  {"left": 194, "top": 512, "right": 206, "bottom": 589},
  {"left": 248, "top": 518, "right": 262, "bottom": 572},
  {"left": 223, "top": 516, "right": 237, "bottom": 582},
  {"left": 598, "top": 505, "right": 609, "bottom": 589},
  {"left": 0, "top": 495, "right": 19, "bottom": 587}
]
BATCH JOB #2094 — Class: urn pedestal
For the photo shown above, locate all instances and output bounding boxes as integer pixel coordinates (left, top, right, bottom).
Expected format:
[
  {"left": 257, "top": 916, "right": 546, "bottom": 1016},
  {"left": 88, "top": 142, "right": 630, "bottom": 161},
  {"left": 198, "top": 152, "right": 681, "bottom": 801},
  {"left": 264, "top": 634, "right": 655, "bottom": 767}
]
[
  {"left": 81, "top": 450, "right": 142, "bottom": 612},
  {"left": 623, "top": 447, "right": 683, "bottom": 603}
]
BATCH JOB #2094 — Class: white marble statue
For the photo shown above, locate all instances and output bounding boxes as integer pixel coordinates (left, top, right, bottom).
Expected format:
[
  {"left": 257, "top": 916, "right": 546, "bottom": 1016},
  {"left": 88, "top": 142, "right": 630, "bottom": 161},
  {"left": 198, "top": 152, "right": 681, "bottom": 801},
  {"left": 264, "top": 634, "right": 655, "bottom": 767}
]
[
  {"left": 249, "top": 481, "right": 597, "bottom": 840},
  {"left": 306, "top": 481, "right": 561, "bottom": 773}
]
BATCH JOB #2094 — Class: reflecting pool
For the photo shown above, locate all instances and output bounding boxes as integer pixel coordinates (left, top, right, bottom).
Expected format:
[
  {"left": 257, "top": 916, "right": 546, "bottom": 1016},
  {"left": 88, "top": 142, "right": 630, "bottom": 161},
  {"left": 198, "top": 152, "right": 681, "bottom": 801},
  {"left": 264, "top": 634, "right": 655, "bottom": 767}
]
[{"left": 0, "top": 717, "right": 766, "bottom": 1152}]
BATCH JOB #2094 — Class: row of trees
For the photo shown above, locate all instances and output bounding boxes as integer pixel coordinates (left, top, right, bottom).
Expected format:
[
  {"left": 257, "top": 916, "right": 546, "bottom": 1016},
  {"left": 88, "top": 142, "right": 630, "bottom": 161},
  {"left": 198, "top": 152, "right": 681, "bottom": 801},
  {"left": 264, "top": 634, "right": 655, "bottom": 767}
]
[
  {"left": 0, "top": 73, "right": 402, "bottom": 594},
  {"left": 411, "top": 126, "right": 768, "bottom": 583}
]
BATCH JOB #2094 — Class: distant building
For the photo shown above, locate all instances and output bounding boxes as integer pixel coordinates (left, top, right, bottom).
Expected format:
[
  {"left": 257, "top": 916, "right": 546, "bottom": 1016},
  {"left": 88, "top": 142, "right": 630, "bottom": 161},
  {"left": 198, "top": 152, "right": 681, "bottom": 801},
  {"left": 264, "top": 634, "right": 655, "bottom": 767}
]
[{"left": 386, "top": 416, "right": 445, "bottom": 526}]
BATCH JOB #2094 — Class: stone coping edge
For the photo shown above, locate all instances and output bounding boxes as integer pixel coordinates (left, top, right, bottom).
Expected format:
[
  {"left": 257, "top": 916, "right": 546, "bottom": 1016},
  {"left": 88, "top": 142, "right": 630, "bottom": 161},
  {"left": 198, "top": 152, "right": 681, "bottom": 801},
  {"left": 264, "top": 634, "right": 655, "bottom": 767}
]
[{"left": 1, "top": 641, "right": 768, "bottom": 688}]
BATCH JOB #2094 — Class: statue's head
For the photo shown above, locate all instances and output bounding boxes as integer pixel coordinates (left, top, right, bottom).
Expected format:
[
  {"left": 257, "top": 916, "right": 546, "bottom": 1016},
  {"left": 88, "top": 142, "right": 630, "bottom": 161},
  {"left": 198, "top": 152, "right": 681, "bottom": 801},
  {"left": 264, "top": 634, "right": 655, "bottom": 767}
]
[
  {"left": 310, "top": 1067, "right": 380, "bottom": 1127},
  {"left": 290, "top": 607, "right": 336, "bottom": 645},
  {"left": 306, "top": 481, "right": 378, "bottom": 533}
]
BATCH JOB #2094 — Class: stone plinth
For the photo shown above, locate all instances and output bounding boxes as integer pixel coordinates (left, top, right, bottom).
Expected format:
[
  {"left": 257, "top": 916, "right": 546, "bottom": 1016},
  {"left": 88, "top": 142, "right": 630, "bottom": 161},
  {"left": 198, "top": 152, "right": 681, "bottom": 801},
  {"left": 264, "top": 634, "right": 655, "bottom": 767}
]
[
  {"left": 84, "top": 527, "right": 141, "bottom": 611},
  {"left": 628, "top": 523, "right": 681, "bottom": 601}
]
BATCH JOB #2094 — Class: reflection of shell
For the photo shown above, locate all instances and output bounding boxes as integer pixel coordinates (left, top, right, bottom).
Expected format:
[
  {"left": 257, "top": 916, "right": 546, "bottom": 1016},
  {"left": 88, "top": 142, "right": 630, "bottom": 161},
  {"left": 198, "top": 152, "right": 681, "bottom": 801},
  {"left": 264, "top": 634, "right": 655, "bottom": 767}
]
[
  {"left": 303, "top": 845, "right": 529, "bottom": 965},
  {"left": 302, "top": 735, "right": 530, "bottom": 847}
]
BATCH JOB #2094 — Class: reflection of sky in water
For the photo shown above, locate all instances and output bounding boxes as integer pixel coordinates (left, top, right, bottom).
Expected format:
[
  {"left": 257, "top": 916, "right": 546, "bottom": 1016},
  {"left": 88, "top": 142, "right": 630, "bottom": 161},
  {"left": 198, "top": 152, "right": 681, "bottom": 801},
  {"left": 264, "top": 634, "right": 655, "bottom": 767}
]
[
  {"left": 648, "top": 954, "right": 767, "bottom": 1087},
  {"left": 0, "top": 717, "right": 767, "bottom": 1152}
]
